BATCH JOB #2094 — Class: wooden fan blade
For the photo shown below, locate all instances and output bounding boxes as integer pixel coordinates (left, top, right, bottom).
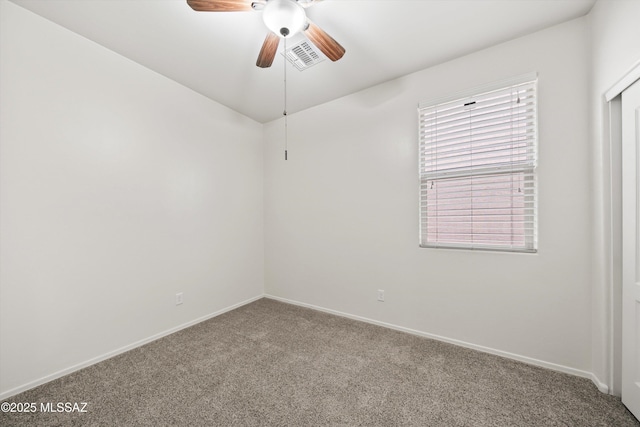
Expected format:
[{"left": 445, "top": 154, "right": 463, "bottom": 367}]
[
  {"left": 256, "top": 32, "right": 280, "bottom": 68},
  {"left": 304, "top": 21, "right": 345, "bottom": 62},
  {"left": 187, "top": 0, "right": 254, "bottom": 12}
]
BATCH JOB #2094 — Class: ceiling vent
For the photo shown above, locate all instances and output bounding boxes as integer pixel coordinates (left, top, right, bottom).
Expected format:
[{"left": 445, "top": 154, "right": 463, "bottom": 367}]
[{"left": 283, "top": 40, "right": 325, "bottom": 71}]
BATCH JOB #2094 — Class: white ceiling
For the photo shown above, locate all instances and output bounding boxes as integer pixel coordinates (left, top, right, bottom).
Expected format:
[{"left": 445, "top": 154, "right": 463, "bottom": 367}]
[{"left": 10, "top": 0, "right": 596, "bottom": 123}]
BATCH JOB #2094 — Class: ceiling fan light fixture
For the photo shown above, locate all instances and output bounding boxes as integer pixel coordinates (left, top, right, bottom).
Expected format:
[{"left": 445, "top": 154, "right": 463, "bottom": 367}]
[{"left": 262, "top": 0, "right": 306, "bottom": 38}]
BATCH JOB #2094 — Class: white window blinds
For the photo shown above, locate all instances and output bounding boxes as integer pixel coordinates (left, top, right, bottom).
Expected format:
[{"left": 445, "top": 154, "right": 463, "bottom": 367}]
[{"left": 418, "top": 75, "right": 538, "bottom": 252}]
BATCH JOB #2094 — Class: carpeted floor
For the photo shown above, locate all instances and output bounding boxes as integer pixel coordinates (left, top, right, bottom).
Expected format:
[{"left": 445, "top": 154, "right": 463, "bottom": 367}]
[{"left": 1, "top": 298, "right": 638, "bottom": 426}]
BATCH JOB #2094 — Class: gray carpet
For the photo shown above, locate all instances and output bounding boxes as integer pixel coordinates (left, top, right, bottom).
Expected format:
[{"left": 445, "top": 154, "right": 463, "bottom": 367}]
[{"left": 1, "top": 298, "right": 638, "bottom": 426}]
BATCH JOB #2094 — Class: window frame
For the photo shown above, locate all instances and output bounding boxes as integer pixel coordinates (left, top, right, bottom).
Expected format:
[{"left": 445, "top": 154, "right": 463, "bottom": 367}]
[{"left": 418, "top": 73, "right": 538, "bottom": 253}]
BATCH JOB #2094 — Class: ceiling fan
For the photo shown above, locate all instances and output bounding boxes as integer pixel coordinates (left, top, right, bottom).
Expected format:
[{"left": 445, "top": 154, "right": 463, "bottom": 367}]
[{"left": 187, "top": 0, "right": 346, "bottom": 68}]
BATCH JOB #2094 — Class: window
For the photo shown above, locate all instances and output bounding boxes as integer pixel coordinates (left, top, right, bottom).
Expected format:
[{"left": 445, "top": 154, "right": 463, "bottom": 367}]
[{"left": 418, "top": 74, "right": 538, "bottom": 252}]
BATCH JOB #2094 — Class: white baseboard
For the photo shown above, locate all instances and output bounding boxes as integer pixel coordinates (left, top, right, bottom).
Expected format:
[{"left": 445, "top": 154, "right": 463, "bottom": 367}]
[
  {"left": 0, "top": 294, "right": 264, "bottom": 401},
  {"left": 590, "top": 373, "right": 610, "bottom": 394},
  {"left": 3, "top": 293, "right": 609, "bottom": 401},
  {"left": 264, "top": 294, "right": 606, "bottom": 392}
]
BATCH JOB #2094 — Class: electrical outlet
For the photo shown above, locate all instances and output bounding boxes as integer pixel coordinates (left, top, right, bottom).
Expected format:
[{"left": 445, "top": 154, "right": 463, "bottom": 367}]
[
  {"left": 175, "top": 292, "right": 183, "bottom": 306},
  {"left": 377, "top": 290, "right": 385, "bottom": 302}
]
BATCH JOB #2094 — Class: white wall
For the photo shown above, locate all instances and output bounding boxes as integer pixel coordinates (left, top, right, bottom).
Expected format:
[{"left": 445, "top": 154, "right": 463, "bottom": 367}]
[
  {"left": 0, "top": 1, "right": 264, "bottom": 398},
  {"left": 265, "top": 18, "right": 592, "bottom": 375},
  {"left": 588, "top": 0, "right": 640, "bottom": 395}
]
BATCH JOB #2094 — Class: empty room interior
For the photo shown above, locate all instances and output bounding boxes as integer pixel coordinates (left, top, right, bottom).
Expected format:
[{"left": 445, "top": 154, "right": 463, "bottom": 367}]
[{"left": 1, "top": 0, "right": 640, "bottom": 425}]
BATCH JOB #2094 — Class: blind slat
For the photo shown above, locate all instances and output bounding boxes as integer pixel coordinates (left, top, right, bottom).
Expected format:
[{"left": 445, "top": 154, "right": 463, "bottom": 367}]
[{"left": 420, "top": 104, "right": 535, "bottom": 129}]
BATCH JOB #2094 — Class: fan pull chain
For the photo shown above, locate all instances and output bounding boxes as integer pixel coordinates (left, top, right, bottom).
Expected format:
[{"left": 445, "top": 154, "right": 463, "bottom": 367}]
[{"left": 283, "top": 37, "right": 288, "bottom": 161}]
